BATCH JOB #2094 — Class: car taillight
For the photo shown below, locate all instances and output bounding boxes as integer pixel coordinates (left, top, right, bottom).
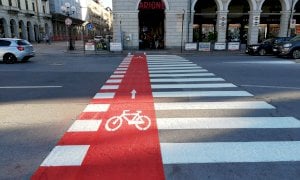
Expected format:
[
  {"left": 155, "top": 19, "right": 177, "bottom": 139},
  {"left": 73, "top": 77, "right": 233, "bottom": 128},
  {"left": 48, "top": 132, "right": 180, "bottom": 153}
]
[{"left": 17, "top": 46, "right": 25, "bottom": 51}]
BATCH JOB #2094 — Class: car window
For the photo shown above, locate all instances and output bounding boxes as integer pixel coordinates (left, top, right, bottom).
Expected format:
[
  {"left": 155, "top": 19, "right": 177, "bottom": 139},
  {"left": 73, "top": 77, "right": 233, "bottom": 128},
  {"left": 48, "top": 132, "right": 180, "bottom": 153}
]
[
  {"left": 16, "top": 40, "right": 30, "bottom": 45},
  {"left": 0, "top": 40, "right": 11, "bottom": 46},
  {"left": 262, "top": 39, "right": 272, "bottom": 44},
  {"left": 289, "top": 36, "right": 300, "bottom": 42}
]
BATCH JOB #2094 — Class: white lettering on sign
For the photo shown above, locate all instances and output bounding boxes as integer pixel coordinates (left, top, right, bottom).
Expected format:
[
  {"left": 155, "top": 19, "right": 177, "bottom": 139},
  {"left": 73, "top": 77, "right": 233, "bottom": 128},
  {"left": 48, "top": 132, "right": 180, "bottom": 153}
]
[
  {"left": 139, "top": 2, "right": 165, "bottom": 10},
  {"left": 214, "top": 43, "right": 226, "bottom": 50},
  {"left": 185, "top": 43, "right": 197, "bottom": 51},
  {"left": 85, "top": 42, "right": 95, "bottom": 51},
  {"left": 105, "top": 110, "right": 151, "bottom": 131},
  {"left": 110, "top": 42, "right": 123, "bottom": 51},
  {"left": 198, "top": 42, "right": 211, "bottom": 51},
  {"left": 228, "top": 42, "right": 240, "bottom": 51}
]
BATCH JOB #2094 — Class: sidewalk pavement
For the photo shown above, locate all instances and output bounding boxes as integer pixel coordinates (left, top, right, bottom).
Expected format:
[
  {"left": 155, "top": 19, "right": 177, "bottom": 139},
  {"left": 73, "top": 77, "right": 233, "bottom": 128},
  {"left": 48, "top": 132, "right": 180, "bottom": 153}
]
[{"left": 32, "top": 40, "right": 247, "bottom": 56}]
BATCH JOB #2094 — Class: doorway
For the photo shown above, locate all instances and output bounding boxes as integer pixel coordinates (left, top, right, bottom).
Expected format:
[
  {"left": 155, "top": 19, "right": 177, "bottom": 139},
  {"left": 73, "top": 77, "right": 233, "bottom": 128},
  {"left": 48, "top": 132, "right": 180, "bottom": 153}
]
[{"left": 138, "top": 0, "right": 165, "bottom": 49}]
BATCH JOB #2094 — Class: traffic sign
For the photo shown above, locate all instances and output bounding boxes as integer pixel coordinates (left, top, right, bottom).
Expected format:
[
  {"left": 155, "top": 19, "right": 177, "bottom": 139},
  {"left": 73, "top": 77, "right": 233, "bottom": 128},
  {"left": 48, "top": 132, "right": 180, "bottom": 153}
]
[
  {"left": 86, "top": 23, "right": 94, "bottom": 30},
  {"left": 65, "top": 18, "right": 72, "bottom": 26}
]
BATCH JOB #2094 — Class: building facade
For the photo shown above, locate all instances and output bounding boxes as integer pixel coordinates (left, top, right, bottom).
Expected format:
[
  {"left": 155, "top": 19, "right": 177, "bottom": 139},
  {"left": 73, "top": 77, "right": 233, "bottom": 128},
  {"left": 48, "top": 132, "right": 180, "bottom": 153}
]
[
  {"left": 0, "top": 0, "right": 52, "bottom": 42},
  {"left": 50, "top": 0, "right": 112, "bottom": 41},
  {"left": 112, "top": 0, "right": 300, "bottom": 50}
]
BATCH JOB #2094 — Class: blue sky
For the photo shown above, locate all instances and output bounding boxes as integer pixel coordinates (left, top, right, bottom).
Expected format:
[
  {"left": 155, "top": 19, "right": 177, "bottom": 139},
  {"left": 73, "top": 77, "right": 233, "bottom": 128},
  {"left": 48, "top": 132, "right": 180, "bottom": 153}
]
[{"left": 102, "top": 0, "right": 112, "bottom": 8}]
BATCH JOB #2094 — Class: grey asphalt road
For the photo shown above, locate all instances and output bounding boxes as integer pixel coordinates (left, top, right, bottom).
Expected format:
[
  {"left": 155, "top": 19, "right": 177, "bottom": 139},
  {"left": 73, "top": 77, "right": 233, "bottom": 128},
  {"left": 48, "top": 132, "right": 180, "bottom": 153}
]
[
  {"left": 0, "top": 52, "right": 299, "bottom": 179},
  {"left": 0, "top": 54, "right": 123, "bottom": 179},
  {"left": 187, "top": 55, "right": 300, "bottom": 119}
]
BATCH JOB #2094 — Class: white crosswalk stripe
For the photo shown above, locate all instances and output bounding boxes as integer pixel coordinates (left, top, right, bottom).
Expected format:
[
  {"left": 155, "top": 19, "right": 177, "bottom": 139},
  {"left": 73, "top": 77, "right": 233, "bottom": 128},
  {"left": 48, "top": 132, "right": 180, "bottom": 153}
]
[
  {"left": 150, "top": 73, "right": 215, "bottom": 77},
  {"left": 161, "top": 141, "right": 300, "bottom": 164},
  {"left": 152, "top": 91, "right": 253, "bottom": 97},
  {"left": 151, "top": 78, "right": 225, "bottom": 82},
  {"left": 151, "top": 83, "right": 236, "bottom": 89},
  {"left": 149, "top": 69, "right": 208, "bottom": 73},
  {"left": 146, "top": 55, "right": 300, "bottom": 178}
]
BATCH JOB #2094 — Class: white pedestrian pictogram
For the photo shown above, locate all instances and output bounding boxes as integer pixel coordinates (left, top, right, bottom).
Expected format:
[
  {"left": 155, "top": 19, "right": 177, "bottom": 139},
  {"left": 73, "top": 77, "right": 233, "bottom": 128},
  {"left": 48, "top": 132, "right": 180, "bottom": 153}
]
[{"left": 105, "top": 110, "right": 151, "bottom": 131}]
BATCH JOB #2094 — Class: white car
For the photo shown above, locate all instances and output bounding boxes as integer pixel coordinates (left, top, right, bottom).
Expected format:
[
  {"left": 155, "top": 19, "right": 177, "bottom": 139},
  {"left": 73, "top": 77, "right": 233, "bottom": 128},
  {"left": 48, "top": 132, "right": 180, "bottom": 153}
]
[{"left": 0, "top": 38, "right": 35, "bottom": 64}]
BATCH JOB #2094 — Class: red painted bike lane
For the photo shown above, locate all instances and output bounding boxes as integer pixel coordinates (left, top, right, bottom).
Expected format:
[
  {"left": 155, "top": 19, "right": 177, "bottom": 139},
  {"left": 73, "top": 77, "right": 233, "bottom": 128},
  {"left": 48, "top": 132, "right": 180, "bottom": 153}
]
[{"left": 32, "top": 54, "right": 165, "bottom": 179}]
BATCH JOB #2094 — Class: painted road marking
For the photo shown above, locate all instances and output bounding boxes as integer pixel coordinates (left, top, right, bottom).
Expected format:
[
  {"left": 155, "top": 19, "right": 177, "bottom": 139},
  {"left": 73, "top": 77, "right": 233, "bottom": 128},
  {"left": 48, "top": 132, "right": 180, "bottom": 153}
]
[
  {"left": 105, "top": 110, "right": 151, "bottom": 131},
  {"left": 149, "top": 67, "right": 202, "bottom": 70},
  {"left": 148, "top": 58, "right": 188, "bottom": 61},
  {"left": 241, "top": 84, "right": 300, "bottom": 90},
  {"left": 150, "top": 69, "right": 208, "bottom": 73},
  {"left": 67, "top": 120, "right": 102, "bottom": 132},
  {"left": 93, "top": 92, "right": 116, "bottom": 99},
  {"left": 154, "top": 101, "right": 275, "bottom": 110},
  {"left": 33, "top": 54, "right": 165, "bottom": 179},
  {"left": 106, "top": 79, "right": 122, "bottom": 83},
  {"left": 0, "top": 86, "right": 62, "bottom": 89},
  {"left": 41, "top": 145, "right": 90, "bottom": 166},
  {"left": 101, "top": 85, "right": 119, "bottom": 90},
  {"left": 225, "top": 61, "right": 295, "bottom": 64},
  {"left": 151, "top": 83, "right": 236, "bottom": 89},
  {"left": 161, "top": 141, "right": 300, "bottom": 164},
  {"left": 152, "top": 91, "right": 253, "bottom": 97},
  {"left": 148, "top": 64, "right": 198, "bottom": 67},
  {"left": 150, "top": 73, "right": 215, "bottom": 77},
  {"left": 119, "top": 65, "right": 129, "bottom": 67},
  {"left": 116, "top": 67, "right": 128, "bottom": 71},
  {"left": 111, "top": 74, "right": 124, "bottom": 78},
  {"left": 151, "top": 78, "right": 224, "bottom": 82},
  {"left": 83, "top": 104, "right": 110, "bottom": 112},
  {"left": 147, "top": 62, "right": 194, "bottom": 65},
  {"left": 156, "top": 117, "right": 300, "bottom": 129},
  {"left": 114, "top": 71, "right": 126, "bottom": 74}
]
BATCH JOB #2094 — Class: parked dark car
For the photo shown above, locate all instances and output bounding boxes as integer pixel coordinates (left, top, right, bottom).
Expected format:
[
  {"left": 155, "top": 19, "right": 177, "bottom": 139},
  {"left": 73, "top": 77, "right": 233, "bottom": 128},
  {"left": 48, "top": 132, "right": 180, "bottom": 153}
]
[
  {"left": 246, "top": 37, "right": 291, "bottom": 56},
  {"left": 277, "top": 35, "right": 300, "bottom": 59},
  {"left": 272, "top": 37, "right": 294, "bottom": 55}
]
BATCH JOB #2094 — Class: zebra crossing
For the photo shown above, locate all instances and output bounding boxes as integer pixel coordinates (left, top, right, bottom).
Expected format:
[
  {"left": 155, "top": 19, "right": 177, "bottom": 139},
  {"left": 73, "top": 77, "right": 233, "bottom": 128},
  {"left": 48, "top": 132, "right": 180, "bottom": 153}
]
[{"left": 147, "top": 55, "right": 300, "bottom": 179}]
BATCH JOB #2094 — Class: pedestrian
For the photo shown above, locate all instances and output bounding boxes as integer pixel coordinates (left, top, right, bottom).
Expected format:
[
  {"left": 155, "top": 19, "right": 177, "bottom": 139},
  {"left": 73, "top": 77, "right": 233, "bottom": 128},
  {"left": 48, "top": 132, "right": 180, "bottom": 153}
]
[{"left": 44, "top": 34, "right": 50, "bottom": 45}]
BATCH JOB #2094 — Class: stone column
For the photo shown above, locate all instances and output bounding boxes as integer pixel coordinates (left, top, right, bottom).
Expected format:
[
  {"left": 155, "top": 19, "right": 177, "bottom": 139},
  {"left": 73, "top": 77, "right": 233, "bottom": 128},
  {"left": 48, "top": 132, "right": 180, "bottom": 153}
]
[
  {"left": 165, "top": 11, "right": 186, "bottom": 49},
  {"left": 113, "top": 13, "right": 123, "bottom": 43},
  {"left": 216, "top": 11, "right": 228, "bottom": 43},
  {"left": 189, "top": 11, "right": 195, "bottom": 42},
  {"left": 122, "top": 12, "right": 139, "bottom": 50},
  {"left": 247, "top": 11, "right": 261, "bottom": 45},
  {"left": 279, "top": 10, "right": 291, "bottom": 37}
]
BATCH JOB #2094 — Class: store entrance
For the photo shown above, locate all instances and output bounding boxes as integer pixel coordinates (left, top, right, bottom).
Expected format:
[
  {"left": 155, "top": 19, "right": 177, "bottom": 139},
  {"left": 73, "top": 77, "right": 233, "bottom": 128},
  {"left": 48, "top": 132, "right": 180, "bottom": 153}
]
[{"left": 138, "top": 0, "right": 165, "bottom": 49}]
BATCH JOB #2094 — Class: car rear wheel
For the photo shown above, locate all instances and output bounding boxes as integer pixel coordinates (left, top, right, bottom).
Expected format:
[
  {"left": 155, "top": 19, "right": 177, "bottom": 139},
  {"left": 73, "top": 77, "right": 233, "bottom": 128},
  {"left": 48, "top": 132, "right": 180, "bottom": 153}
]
[
  {"left": 258, "top": 49, "right": 266, "bottom": 56},
  {"left": 3, "top": 54, "right": 17, "bottom": 64},
  {"left": 292, "top": 49, "right": 300, "bottom": 59}
]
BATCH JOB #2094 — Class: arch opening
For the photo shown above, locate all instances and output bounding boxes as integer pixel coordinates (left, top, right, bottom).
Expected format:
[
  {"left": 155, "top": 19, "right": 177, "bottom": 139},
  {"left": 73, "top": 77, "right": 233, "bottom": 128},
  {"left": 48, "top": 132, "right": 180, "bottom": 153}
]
[
  {"left": 260, "top": 0, "right": 282, "bottom": 41},
  {"left": 0, "top": 19, "right": 5, "bottom": 38},
  {"left": 193, "top": 0, "right": 218, "bottom": 42},
  {"left": 138, "top": 0, "right": 165, "bottom": 49},
  {"left": 227, "top": 0, "right": 250, "bottom": 44}
]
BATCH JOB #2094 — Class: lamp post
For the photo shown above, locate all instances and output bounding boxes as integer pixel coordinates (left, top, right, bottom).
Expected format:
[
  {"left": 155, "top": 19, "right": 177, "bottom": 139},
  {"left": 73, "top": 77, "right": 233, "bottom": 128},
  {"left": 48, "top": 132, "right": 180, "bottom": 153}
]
[
  {"left": 181, "top": 9, "right": 185, "bottom": 53},
  {"left": 61, "top": 2, "right": 76, "bottom": 50}
]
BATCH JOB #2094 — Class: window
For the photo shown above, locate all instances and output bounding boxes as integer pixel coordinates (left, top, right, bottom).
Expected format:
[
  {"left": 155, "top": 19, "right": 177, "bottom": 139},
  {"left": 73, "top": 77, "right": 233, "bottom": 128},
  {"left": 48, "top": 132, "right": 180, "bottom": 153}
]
[
  {"left": 43, "top": 5, "right": 45, "bottom": 14},
  {"left": 17, "top": 0, "right": 21, "bottom": 9},
  {"left": 25, "top": 0, "right": 28, "bottom": 10},
  {"left": 8, "top": 0, "right": 12, "bottom": 6},
  {"left": 17, "top": 40, "right": 30, "bottom": 45},
  {"left": 32, "top": 2, "right": 35, "bottom": 12},
  {"left": 0, "top": 0, "right": 2, "bottom": 6},
  {"left": 0, "top": 40, "right": 11, "bottom": 46}
]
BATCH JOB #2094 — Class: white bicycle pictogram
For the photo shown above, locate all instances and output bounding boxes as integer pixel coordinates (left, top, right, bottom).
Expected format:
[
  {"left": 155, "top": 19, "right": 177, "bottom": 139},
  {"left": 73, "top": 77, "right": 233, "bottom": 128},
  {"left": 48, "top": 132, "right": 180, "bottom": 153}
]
[{"left": 105, "top": 110, "right": 151, "bottom": 131}]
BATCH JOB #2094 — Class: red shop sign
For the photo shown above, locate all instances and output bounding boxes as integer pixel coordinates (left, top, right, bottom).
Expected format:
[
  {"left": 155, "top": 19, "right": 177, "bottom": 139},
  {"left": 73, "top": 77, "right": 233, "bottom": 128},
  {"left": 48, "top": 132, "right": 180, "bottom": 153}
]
[{"left": 139, "top": 2, "right": 165, "bottom": 10}]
